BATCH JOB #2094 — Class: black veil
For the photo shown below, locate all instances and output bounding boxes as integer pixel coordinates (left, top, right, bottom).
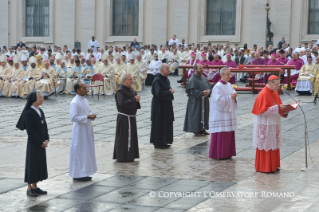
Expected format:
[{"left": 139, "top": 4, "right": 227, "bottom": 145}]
[{"left": 16, "top": 91, "right": 38, "bottom": 130}]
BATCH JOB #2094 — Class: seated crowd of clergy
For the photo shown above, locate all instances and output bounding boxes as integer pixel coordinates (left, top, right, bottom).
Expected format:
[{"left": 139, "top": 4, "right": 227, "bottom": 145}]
[{"left": 1, "top": 35, "right": 319, "bottom": 98}]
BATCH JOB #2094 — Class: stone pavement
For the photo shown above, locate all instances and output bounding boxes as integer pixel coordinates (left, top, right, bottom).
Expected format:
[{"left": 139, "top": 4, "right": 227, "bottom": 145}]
[{"left": 0, "top": 76, "right": 319, "bottom": 211}]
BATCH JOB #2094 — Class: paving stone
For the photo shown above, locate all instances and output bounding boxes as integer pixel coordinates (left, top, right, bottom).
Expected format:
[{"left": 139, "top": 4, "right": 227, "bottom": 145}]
[
  {"left": 64, "top": 202, "right": 121, "bottom": 212},
  {"left": 91, "top": 187, "right": 151, "bottom": 204},
  {"left": 109, "top": 204, "right": 159, "bottom": 212},
  {"left": 57, "top": 184, "right": 118, "bottom": 201},
  {"left": 94, "top": 175, "right": 146, "bottom": 187},
  {"left": 25, "top": 198, "right": 83, "bottom": 211},
  {"left": 0, "top": 178, "right": 26, "bottom": 194}
]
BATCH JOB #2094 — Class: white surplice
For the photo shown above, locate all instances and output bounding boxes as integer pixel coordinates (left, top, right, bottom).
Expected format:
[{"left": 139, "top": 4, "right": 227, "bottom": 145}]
[
  {"left": 252, "top": 105, "right": 282, "bottom": 151},
  {"left": 69, "top": 95, "right": 97, "bottom": 178},
  {"left": 209, "top": 82, "right": 238, "bottom": 133}
]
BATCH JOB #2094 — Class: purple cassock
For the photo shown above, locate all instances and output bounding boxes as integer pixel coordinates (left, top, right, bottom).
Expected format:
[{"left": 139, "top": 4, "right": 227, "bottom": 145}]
[
  {"left": 276, "top": 57, "right": 289, "bottom": 65},
  {"left": 198, "top": 59, "right": 212, "bottom": 79},
  {"left": 210, "top": 59, "right": 235, "bottom": 84},
  {"left": 263, "top": 59, "right": 281, "bottom": 83},
  {"left": 221, "top": 60, "right": 236, "bottom": 84},
  {"left": 284, "top": 58, "right": 304, "bottom": 84},
  {"left": 251, "top": 58, "right": 265, "bottom": 83},
  {"left": 267, "top": 60, "right": 281, "bottom": 65},
  {"left": 263, "top": 58, "right": 271, "bottom": 65},
  {"left": 198, "top": 59, "right": 211, "bottom": 66},
  {"left": 186, "top": 59, "right": 201, "bottom": 78},
  {"left": 251, "top": 58, "right": 265, "bottom": 65}
]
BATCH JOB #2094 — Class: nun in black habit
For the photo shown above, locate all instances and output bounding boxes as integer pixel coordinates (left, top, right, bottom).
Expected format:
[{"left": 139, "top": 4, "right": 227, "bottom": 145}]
[{"left": 16, "top": 91, "right": 49, "bottom": 197}]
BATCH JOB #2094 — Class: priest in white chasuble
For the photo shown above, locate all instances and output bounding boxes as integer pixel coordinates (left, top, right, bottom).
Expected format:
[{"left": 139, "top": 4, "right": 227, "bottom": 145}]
[
  {"left": 54, "top": 53, "right": 63, "bottom": 71},
  {"left": 56, "top": 61, "right": 69, "bottom": 94},
  {"left": 64, "top": 60, "right": 83, "bottom": 94},
  {"left": 295, "top": 56, "right": 318, "bottom": 95},
  {"left": 7, "top": 55, "right": 24, "bottom": 97},
  {"left": 35, "top": 62, "right": 57, "bottom": 96},
  {"left": 135, "top": 53, "right": 147, "bottom": 86},
  {"left": 179, "top": 46, "right": 191, "bottom": 74},
  {"left": 112, "top": 53, "right": 125, "bottom": 86},
  {"left": 82, "top": 59, "right": 97, "bottom": 95},
  {"left": 0, "top": 54, "right": 12, "bottom": 96},
  {"left": 121, "top": 53, "right": 141, "bottom": 92},
  {"left": 18, "top": 57, "right": 42, "bottom": 97},
  {"left": 97, "top": 54, "right": 115, "bottom": 95}
]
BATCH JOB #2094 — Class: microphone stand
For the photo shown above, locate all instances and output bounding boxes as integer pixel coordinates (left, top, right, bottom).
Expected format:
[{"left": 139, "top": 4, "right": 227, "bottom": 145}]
[{"left": 282, "top": 89, "right": 308, "bottom": 169}]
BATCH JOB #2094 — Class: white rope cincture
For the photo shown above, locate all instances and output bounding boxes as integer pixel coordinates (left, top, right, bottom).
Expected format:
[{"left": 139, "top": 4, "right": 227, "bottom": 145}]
[{"left": 118, "top": 112, "right": 136, "bottom": 152}]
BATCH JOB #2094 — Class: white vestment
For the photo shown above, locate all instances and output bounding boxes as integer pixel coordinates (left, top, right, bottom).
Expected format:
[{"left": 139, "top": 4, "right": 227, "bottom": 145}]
[
  {"left": 252, "top": 105, "right": 282, "bottom": 151},
  {"left": 147, "top": 60, "right": 162, "bottom": 75},
  {"left": 209, "top": 82, "right": 238, "bottom": 133},
  {"left": 88, "top": 40, "right": 99, "bottom": 53},
  {"left": 69, "top": 95, "right": 97, "bottom": 178}
]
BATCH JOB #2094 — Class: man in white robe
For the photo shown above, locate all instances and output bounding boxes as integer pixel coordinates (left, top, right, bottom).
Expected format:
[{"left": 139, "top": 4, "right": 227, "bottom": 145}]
[
  {"left": 88, "top": 36, "right": 99, "bottom": 53},
  {"left": 69, "top": 82, "right": 97, "bottom": 181},
  {"left": 145, "top": 53, "right": 162, "bottom": 85},
  {"left": 168, "top": 34, "right": 180, "bottom": 47}
]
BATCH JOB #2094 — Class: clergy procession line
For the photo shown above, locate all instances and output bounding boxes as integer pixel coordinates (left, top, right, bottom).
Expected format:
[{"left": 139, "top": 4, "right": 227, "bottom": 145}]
[{"left": 10, "top": 35, "right": 306, "bottom": 197}]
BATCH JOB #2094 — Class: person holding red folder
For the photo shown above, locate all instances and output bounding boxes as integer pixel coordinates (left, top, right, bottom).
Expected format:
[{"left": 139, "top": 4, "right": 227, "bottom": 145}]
[{"left": 251, "top": 75, "right": 287, "bottom": 173}]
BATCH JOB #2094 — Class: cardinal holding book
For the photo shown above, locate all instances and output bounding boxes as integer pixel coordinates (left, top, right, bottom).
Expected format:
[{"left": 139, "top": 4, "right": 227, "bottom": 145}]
[{"left": 251, "top": 75, "right": 287, "bottom": 173}]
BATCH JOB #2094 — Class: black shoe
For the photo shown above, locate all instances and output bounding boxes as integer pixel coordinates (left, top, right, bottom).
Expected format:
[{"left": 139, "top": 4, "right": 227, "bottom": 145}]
[
  {"left": 154, "top": 145, "right": 171, "bottom": 149},
  {"left": 44, "top": 96, "right": 48, "bottom": 99},
  {"left": 33, "top": 188, "right": 47, "bottom": 195},
  {"left": 27, "top": 189, "right": 38, "bottom": 197},
  {"left": 177, "top": 77, "right": 183, "bottom": 83},
  {"left": 73, "top": 177, "right": 92, "bottom": 181}
]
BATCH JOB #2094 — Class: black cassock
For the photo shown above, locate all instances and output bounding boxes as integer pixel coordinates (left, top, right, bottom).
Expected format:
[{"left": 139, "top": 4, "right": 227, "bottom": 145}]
[
  {"left": 25, "top": 108, "right": 49, "bottom": 184},
  {"left": 113, "top": 85, "right": 141, "bottom": 162},
  {"left": 150, "top": 74, "right": 174, "bottom": 146}
]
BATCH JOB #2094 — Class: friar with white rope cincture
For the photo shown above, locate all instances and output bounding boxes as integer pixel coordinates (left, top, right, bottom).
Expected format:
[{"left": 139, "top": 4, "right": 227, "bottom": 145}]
[{"left": 113, "top": 73, "right": 141, "bottom": 162}]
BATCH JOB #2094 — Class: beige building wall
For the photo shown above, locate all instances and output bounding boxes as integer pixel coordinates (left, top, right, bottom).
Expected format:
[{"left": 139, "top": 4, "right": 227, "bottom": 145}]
[{"left": 2, "top": 0, "right": 319, "bottom": 50}]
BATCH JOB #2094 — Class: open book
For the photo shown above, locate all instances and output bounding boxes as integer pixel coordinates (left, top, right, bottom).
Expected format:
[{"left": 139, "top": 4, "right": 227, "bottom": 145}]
[{"left": 282, "top": 102, "right": 299, "bottom": 114}]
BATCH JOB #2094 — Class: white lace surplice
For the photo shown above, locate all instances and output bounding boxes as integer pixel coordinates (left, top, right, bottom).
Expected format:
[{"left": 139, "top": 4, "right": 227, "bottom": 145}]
[
  {"left": 209, "top": 82, "right": 237, "bottom": 133},
  {"left": 252, "top": 105, "right": 282, "bottom": 151}
]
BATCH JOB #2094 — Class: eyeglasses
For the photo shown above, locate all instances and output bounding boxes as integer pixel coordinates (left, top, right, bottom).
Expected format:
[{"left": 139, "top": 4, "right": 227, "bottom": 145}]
[{"left": 222, "top": 73, "right": 232, "bottom": 76}]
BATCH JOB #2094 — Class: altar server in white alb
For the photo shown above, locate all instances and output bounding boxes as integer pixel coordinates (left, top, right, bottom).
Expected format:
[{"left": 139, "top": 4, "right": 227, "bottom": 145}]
[
  {"left": 69, "top": 82, "right": 97, "bottom": 181},
  {"left": 209, "top": 67, "right": 238, "bottom": 160}
]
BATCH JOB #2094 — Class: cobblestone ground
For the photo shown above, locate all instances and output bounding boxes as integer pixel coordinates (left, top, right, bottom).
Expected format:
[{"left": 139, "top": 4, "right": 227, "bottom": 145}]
[{"left": 1, "top": 75, "right": 319, "bottom": 211}]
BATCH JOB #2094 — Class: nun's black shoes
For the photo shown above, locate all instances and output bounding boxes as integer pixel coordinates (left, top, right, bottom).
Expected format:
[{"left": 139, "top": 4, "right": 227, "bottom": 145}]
[
  {"left": 27, "top": 189, "right": 38, "bottom": 197},
  {"left": 73, "top": 176, "right": 92, "bottom": 181},
  {"left": 33, "top": 188, "right": 47, "bottom": 195}
]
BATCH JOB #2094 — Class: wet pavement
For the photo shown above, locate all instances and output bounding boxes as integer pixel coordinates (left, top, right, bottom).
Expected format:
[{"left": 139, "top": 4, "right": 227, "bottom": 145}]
[{"left": 0, "top": 76, "right": 319, "bottom": 211}]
